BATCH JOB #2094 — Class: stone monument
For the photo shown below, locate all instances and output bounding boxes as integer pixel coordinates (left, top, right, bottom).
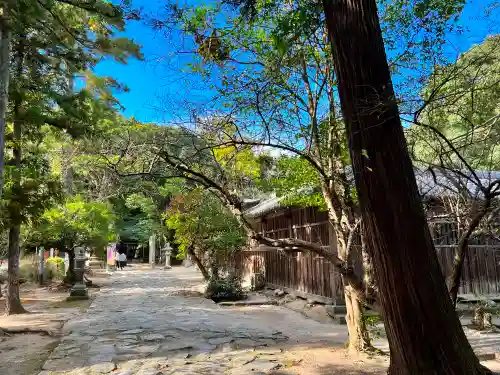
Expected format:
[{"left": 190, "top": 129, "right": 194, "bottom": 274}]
[
  {"left": 64, "top": 252, "right": 70, "bottom": 274},
  {"left": 149, "top": 234, "right": 156, "bottom": 269},
  {"left": 68, "top": 246, "right": 89, "bottom": 300},
  {"left": 163, "top": 242, "right": 172, "bottom": 269},
  {"left": 38, "top": 247, "right": 45, "bottom": 286}
]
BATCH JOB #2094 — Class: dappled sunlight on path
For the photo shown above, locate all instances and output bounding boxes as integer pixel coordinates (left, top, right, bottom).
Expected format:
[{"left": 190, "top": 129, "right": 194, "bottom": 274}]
[
  {"left": 39, "top": 266, "right": 350, "bottom": 374},
  {"left": 35, "top": 266, "right": 500, "bottom": 374}
]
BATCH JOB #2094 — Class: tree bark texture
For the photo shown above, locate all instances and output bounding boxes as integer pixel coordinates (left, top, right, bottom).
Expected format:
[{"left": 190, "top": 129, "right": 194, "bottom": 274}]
[
  {"left": 322, "top": 0, "right": 487, "bottom": 373},
  {"left": 333, "top": 218, "right": 373, "bottom": 351},
  {"left": 6, "top": 224, "right": 27, "bottom": 314},
  {"left": 0, "top": 6, "right": 11, "bottom": 198},
  {"left": 187, "top": 244, "right": 210, "bottom": 281},
  {"left": 343, "top": 283, "right": 371, "bottom": 352},
  {"left": 6, "top": 34, "right": 28, "bottom": 315},
  {"left": 449, "top": 200, "right": 490, "bottom": 307}
]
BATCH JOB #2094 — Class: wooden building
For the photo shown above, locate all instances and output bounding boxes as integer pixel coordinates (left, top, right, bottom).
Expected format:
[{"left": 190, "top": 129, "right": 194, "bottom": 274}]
[{"left": 237, "top": 169, "right": 500, "bottom": 304}]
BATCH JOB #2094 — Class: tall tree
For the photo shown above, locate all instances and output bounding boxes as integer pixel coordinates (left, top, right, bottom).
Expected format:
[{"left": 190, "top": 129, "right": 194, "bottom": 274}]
[
  {"left": 321, "top": 0, "right": 487, "bottom": 373},
  {"left": 3, "top": 0, "right": 141, "bottom": 314},
  {"left": 156, "top": 0, "right": 474, "bottom": 351},
  {"left": 158, "top": 2, "right": 377, "bottom": 350},
  {"left": 408, "top": 35, "right": 500, "bottom": 307},
  {"left": 0, "top": 0, "right": 13, "bottom": 199},
  {"left": 165, "top": 185, "right": 247, "bottom": 280},
  {"left": 28, "top": 195, "right": 116, "bottom": 284}
]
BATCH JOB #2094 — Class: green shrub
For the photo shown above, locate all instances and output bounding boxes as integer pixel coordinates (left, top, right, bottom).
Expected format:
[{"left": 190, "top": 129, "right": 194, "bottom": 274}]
[
  {"left": 19, "top": 263, "right": 39, "bottom": 282},
  {"left": 205, "top": 273, "right": 245, "bottom": 302},
  {"left": 46, "top": 257, "right": 64, "bottom": 267},
  {"left": 18, "top": 257, "right": 65, "bottom": 283},
  {"left": 45, "top": 257, "right": 65, "bottom": 280},
  {"left": 363, "top": 313, "right": 384, "bottom": 339}
]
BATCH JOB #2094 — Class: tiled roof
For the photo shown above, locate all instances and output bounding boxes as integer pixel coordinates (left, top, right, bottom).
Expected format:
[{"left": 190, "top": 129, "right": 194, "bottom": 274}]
[{"left": 243, "top": 168, "right": 500, "bottom": 218}]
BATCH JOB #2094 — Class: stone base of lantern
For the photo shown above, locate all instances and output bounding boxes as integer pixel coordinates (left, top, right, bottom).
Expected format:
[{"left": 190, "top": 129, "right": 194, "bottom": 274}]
[{"left": 68, "top": 283, "right": 89, "bottom": 300}]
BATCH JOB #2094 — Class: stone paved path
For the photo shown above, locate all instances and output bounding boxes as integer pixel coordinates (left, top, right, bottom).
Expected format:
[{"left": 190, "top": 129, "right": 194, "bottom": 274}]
[{"left": 39, "top": 267, "right": 348, "bottom": 375}]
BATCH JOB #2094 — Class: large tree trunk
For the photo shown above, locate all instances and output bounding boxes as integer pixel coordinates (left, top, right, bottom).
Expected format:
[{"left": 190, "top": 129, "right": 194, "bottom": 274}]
[
  {"left": 0, "top": 5, "right": 11, "bottom": 198},
  {"left": 330, "top": 212, "right": 372, "bottom": 352},
  {"left": 5, "top": 33, "right": 28, "bottom": 316},
  {"left": 5, "top": 224, "right": 27, "bottom": 314},
  {"left": 187, "top": 244, "right": 210, "bottom": 280},
  {"left": 322, "top": 0, "right": 487, "bottom": 373}
]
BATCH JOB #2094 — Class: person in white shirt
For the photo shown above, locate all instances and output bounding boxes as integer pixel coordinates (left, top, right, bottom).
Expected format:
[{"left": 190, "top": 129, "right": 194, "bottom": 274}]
[
  {"left": 118, "top": 252, "right": 127, "bottom": 270},
  {"left": 115, "top": 250, "right": 121, "bottom": 270}
]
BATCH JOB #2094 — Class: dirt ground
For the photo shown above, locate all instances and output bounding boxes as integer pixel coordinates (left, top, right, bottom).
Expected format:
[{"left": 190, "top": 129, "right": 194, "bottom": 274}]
[
  {"left": 274, "top": 347, "right": 500, "bottom": 374},
  {"left": 270, "top": 347, "right": 388, "bottom": 375},
  {"left": 0, "top": 271, "right": 110, "bottom": 375}
]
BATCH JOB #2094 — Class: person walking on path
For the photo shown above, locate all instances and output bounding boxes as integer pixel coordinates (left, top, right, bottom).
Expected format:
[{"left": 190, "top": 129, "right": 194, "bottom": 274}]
[
  {"left": 119, "top": 252, "right": 127, "bottom": 270},
  {"left": 115, "top": 251, "right": 122, "bottom": 270}
]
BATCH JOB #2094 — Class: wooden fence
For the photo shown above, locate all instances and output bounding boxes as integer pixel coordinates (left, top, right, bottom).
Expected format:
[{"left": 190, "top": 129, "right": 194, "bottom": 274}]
[
  {"left": 435, "top": 245, "right": 500, "bottom": 295},
  {"left": 238, "top": 206, "right": 500, "bottom": 302},
  {"left": 238, "top": 245, "right": 500, "bottom": 303},
  {"left": 237, "top": 249, "right": 343, "bottom": 303}
]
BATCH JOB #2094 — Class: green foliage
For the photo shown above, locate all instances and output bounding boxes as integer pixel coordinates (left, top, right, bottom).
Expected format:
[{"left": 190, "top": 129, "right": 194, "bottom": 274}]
[
  {"left": 271, "top": 156, "right": 325, "bottom": 209},
  {"left": 363, "top": 314, "right": 384, "bottom": 340},
  {"left": 165, "top": 186, "right": 246, "bottom": 268},
  {"left": 45, "top": 257, "right": 66, "bottom": 280},
  {"left": 205, "top": 273, "right": 245, "bottom": 301},
  {"left": 8, "top": 0, "right": 142, "bottom": 138},
  {"left": 19, "top": 262, "right": 40, "bottom": 283},
  {"left": 18, "top": 256, "right": 63, "bottom": 283},
  {"left": 1, "top": 138, "right": 63, "bottom": 228},
  {"left": 113, "top": 190, "right": 169, "bottom": 244},
  {"left": 0, "top": 0, "right": 142, "bottom": 266},
  {"left": 46, "top": 256, "right": 65, "bottom": 267},
  {"left": 28, "top": 196, "right": 116, "bottom": 250},
  {"left": 409, "top": 35, "right": 500, "bottom": 170}
]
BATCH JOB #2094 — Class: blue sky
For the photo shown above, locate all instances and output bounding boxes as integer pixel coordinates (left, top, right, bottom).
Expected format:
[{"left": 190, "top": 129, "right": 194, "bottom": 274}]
[{"left": 94, "top": 0, "right": 500, "bottom": 124}]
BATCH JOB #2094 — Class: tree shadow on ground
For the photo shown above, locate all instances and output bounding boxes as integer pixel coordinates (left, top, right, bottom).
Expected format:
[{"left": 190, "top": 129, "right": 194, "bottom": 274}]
[{"left": 30, "top": 267, "right": 500, "bottom": 375}]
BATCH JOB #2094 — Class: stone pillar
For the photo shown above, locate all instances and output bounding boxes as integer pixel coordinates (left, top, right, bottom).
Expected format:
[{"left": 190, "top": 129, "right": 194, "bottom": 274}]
[
  {"left": 38, "top": 247, "right": 45, "bottom": 286},
  {"left": 49, "top": 248, "right": 54, "bottom": 258},
  {"left": 64, "top": 252, "right": 70, "bottom": 274},
  {"left": 149, "top": 234, "right": 156, "bottom": 268},
  {"left": 164, "top": 242, "right": 172, "bottom": 269},
  {"left": 68, "top": 247, "right": 89, "bottom": 300}
]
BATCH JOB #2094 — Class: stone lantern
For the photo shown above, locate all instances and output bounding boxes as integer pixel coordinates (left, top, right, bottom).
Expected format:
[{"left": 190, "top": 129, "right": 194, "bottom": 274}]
[
  {"left": 68, "top": 246, "right": 89, "bottom": 300},
  {"left": 163, "top": 242, "right": 172, "bottom": 269}
]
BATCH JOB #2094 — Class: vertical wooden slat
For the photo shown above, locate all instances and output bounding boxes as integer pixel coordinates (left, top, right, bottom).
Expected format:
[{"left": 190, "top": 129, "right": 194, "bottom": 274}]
[
  {"left": 466, "top": 248, "right": 475, "bottom": 295},
  {"left": 491, "top": 248, "right": 500, "bottom": 294},
  {"left": 487, "top": 247, "right": 494, "bottom": 294},
  {"left": 300, "top": 252, "right": 305, "bottom": 293},
  {"left": 304, "top": 253, "right": 309, "bottom": 294},
  {"left": 276, "top": 250, "right": 280, "bottom": 287},
  {"left": 283, "top": 251, "right": 288, "bottom": 289},
  {"left": 480, "top": 247, "right": 489, "bottom": 294},
  {"left": 269, "top": 251, "right": 274, "bottom": 285},
  {"left": 320, "top": 257, "right": 326, "bottom": 297},
  {"left": 329, "top": 263, "right": 336, "bottom": 299},
  {"left": 310, "top": 254, "right": 315, "bottom": 295}
]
